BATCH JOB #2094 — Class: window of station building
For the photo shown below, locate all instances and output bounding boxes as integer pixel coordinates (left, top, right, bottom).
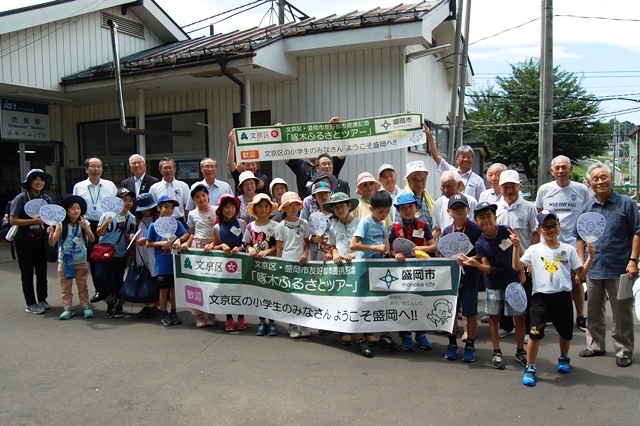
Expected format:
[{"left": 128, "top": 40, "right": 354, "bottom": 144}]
[
  {"left": 79, "top": 118, "right": 136, "bottom": 159},
  {"left": 145, "top": 111, "right": 207, "bottom": 155},
  {"left": 409, "top": 122, "right": 449, "bottom": 156}
]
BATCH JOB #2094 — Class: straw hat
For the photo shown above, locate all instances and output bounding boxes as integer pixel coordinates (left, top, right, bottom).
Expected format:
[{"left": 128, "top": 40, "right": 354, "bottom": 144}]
[{"left": 247, "top": 193, "right": 278, "bottom": 218}]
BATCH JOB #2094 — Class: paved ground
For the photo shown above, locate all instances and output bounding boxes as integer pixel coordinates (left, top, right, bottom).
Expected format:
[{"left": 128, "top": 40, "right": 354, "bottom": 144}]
[{"left": 0, "top": 241, "right": 638, "bottom": 425}]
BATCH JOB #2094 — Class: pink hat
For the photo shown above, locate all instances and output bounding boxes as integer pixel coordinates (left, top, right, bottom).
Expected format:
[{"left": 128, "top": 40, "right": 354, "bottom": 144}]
[
  {"left": 355, "top": 172, "right": 381, "bottom": 195},
  {"left": 278, "top": 191, "right": 303, "bottom": 211}
]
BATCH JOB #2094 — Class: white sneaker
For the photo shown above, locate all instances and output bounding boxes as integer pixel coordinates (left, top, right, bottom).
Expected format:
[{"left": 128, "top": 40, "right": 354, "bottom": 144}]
[
  {"left": 498, "top": 328, "right": 515, "bottom": 338},
  {"left": 524, "top": 334, "right": 530, "bottom": 344},
  {"left": 288, "top": 325, "right": 301, "bottom": 339},
  {"left": 299, "top": 326, "right": 311, "bottom": 338}
]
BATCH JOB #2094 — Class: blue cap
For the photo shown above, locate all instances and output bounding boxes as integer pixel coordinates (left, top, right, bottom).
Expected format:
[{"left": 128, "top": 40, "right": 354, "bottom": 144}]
[
  {"left": 536, "top": 209, "right": 559, "bottom": 226},
  {"left": 312, "top": 181, "right": 331, "bottom": 195},
  {"left": 394, "top": 192, "right": 422, "bottom": 209},
  {"left": 447, "top": 193, "right": 469, "bottom": 208},
  {"left": 135, "top": 193, "right": 157, "bottom": 212},
  {"left": 474, "top": 201, "right": 497, "bottom": 217},
  {"left": 156, "top": 195, "right": 179, "bottom": 208}
]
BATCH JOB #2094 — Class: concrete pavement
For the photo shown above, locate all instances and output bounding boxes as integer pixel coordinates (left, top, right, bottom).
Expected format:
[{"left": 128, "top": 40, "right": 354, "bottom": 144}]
[{"left": 0, "top": 242, "right": 638, "bottom": 425}]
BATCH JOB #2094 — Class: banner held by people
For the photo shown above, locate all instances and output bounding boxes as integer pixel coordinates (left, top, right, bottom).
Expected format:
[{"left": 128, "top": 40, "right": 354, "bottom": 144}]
[
  {"left": 234, "top": 113, "right": 426, "bottom": 162},
  {"left": 174, "top": 250, "right": 460, "bottom": 333}
]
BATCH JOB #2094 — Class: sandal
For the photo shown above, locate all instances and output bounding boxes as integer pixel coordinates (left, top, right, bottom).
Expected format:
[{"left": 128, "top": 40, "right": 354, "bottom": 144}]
[
  {"left": 616, "top": 356, "right": 632, "bottom": 367},
  {"left": 579, "top": 348, "right": 606, "bottom": 357}
]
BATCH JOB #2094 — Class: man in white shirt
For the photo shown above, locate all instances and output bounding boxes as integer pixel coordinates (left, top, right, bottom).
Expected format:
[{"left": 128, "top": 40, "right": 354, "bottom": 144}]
[
  {"left": 186, "top": 157, "right": 233, "bottom": 211},
  {"left": 432, "top": 171, "right": 477, "bottom": 239},
  {"left": 378, "top": 163, "right": 402, "bottom": 220},
  {"left": 149, "top": 157, "right": 190, "bottom": 224},
  {"left": 535, "top": 155, "right": 591, "bottom": 331},
  {"left": 73, "top": 157, "right": 118, "bottom": 302},
  {"left": 479, "top": 163, "right": 507, "bottom": 204}
]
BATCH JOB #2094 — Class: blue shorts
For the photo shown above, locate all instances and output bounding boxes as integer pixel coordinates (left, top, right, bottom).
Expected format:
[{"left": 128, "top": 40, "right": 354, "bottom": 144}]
[
  {"left": 485, "top": 288, "right": 524, "bottom": 317},
  {"left": 458, "top": 281, "right": 478, "bottom": 317}
]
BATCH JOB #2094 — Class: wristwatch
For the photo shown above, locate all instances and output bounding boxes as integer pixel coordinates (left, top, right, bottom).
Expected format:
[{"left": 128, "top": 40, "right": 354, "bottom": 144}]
[{"left": 629, "top": 258, "right": 637, "bottom": 263}]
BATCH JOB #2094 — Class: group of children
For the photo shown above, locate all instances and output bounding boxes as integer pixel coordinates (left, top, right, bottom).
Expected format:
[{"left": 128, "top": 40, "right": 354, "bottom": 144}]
[{"left": 46, "top": 172, "right": 595, "bottom": 387}]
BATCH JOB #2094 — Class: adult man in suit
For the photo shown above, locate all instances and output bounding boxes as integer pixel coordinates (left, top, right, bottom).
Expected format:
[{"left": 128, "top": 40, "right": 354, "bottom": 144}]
[{"left": 120, "top": 154, "right": 159, "bottom": 201}]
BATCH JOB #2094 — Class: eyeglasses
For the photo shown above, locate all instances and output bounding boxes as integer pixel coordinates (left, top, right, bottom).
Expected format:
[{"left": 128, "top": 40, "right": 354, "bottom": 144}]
[
  {"left": 202, "top": 165, "right": 217, "bottom": 169},
  {"left": 87, "top": 164, "right": 102, "bottom": 169},
  {"left": 540, "top": 223, "right": 559, "bottom": 231},
  {"left": 318, "top": 162, "right": 333, "bottom": 167}
]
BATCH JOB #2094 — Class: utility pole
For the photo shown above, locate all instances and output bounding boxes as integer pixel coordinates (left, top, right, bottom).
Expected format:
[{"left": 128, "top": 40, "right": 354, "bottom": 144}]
[
  {"left": 538, "top": 0, "right": 553, "bottom": 186},
  {"left": 456, "top": 0, "right": 472, "bottom": 147},
  {"left": 447, "top": 0, "right": 464, "bottom": 161},
  {"left": 278, "top": 0, "right": 285, "bottom": 25}
]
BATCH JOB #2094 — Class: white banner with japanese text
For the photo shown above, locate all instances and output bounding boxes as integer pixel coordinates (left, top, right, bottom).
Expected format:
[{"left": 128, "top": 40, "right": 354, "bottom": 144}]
[
  {"left": 233, "top": 113, "right": 425, "bottom": 162},
  {"left": 174, "top": 250, "right": 460, "bottom": 333}
]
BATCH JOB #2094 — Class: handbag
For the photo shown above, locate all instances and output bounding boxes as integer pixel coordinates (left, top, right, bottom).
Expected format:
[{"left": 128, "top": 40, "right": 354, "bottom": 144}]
[
  {"left": 118, "top": 249, "right": 157, "bottom": 303},
  {"left": 90, "top": 243, "right": 115, "bottom": 262}
]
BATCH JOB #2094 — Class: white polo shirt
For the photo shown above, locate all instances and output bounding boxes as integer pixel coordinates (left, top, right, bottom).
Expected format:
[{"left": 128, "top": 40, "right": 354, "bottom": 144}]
[
  {"left": 72, "top": 178, "right": 118, "bottom": 222},
  {"left": 149, "top": 178, "right": 190, "bottom": 219}
]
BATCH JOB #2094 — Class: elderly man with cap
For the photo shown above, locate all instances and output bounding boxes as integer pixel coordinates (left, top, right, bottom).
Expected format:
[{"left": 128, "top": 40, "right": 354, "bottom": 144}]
[
  {"left": 479, "top": 163, "right": 507, "bottom": 204},
  {"left": 496, "top": 170, "right": 538, "bottom": 338},
  {"left": 353, "top": 172, "right": 392, "bottom": 227},
  {"left": 10, "top": 169, "right": 53, "bottom": 314},
  {"left": 432, "top": 170, "right": 478, "bottom": 240},
  {"left": 575, "top": 162, "right": 638, "bottom": 368},
  {"left": 394, "top": 160, "right": 435, "bottom": 227},
  {"left": 186, "top": 157, "right": 233, "bottom": 212},
  {"left": 120, "top": 154, "right": 158, "bottom": 198},
  {"left": 425, "top": 124, "right": 485, "bottom": 201},
  {"left": 378, "top": 163, "right": 402, "bottom": 219},
  {"left": 536, "top": 155, "right": 591, "bottom": 331},
  {"left": 73, "top": 157, "right": 118, "bottom": 303}
]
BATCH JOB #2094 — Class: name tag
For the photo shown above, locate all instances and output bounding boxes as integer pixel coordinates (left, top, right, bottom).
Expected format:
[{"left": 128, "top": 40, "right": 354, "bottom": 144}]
[
  {"left": 412, "top": 229, "right": 424, "bottom": 238},
  {"left": 499, "top": 238, "right": 512, "bottom": 251}
]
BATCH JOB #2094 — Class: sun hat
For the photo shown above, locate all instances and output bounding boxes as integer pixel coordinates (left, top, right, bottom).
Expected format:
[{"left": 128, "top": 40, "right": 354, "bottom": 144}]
[
  {"left": 190, "top": 182, "right": 209, "bottom": 197},
  {"left": 447, "top": 193, "right": 469, "bottom": 209},
  {"left": 378, "top": 163, "right": 396, "bottom": 177},
  {"left": 322, "top": 192, "right": 359, "bottom": 213},
  {"left": 474, "top": 201, "right": 497, "bottom": 217},
  {"left": 116, "top": 187, "right": 133, "bottom": 199},
  {"left": 279, "top": 191, "right": 303, "bottom": 211},
  {"left": 355, "top": 172, "right": 381, "bottom": 195},
  {"left": 156, "top": 195, "right": 179, "bottom": 208},
  {"left": 135, "top": 193, "right": 157, "bottom": 212},
  {"left": 404, "top": 161, "right": 430, "bottom": 180},
  {"left": 536, "top": 209, "right": 559, "bottom": 226},
  {"left": 21, "top": 168, "right": 52, "bottom": 191},
  {"left": 237, "top": 171, "right": 260, "bottom": 190},
  {"left": 311, "top": 181, "right": 332, "bottom": 195},
  {"left": 499, "top": 170, "right": 521, "bottom": 185},
  {"left": 247, "top": 193, "right": 279, "bottom": 218},
  {"left": 269, "top": 178, "right": 289, "bottom": 197},
  {"left": 394, "top": 192, "right": 422, "bottom": 209},
  {"left": 59, "top": 195, "right": 87, "bottom": 216},
  {"left": 216, "top": 194, "right": 241, "bottom": 218}
]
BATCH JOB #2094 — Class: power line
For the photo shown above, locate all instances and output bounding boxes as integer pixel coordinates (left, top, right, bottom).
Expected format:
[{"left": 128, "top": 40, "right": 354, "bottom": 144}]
[
  {"left": 181, "top": 0, "right": 265, "bottom": 28},
  {"left": 185, "top": 1, "right": 270, "bottom": 34},
  {"left": 467, "top": 106, "right": 640, "bottom": 127}
]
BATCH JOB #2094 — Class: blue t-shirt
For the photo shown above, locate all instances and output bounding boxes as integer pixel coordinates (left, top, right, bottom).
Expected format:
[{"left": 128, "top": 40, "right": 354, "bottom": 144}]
[
  {"left": 97, "top": 212, "right": 135, "bottom": 257},
  {"left": 475, "top": 224, "right": 519, "bottom": 290},
  {"left": 58, "top": 223, "right": 87, "bottom": 264},
  {"left": 354, "top": 215, "right": 387, "bottom": 259},
  {"left": 442, "top": 219, "right": 483, "bottom": 287},
  {"left": 146, "top": 220, "right": 187, "bottom": 275}
]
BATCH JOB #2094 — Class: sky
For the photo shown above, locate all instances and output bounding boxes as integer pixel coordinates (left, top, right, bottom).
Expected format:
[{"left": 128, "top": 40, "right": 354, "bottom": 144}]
[{"left": 4, "top": 0, "right": 640, "bottom": 130}]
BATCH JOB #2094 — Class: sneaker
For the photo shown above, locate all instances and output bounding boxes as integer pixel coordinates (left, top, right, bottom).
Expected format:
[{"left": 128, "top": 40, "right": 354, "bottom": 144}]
[
  {"left": 557, "top": 355, "right": 571, "bottom": 374},
  {"left": 38, "top": 300, "right": 51, "bottom": 311},
  {"left": 147, "top": 307, "right": 161, "bottom": 319},
  {"left": 90, "top": 292, "right": 104, "bottom": 303},
  {"left": 379, "top": 334, "right": 399, "bottom": 351},
  {"left": 318, "top": 329, "right": 331, "bottom": 336},
  {"left": 401, "top": 335, "right": 415, "bottom": 352},
  {"left": 462, "top": 346, "right": 476, "bottom": 363},
  {"left": 491, "top": 352, "right": 505, "bottom": 370},
  {"left": 299, "top": 326, "right": 311, "bottom": 338},
  {"left": 161, "top": 311, "right": 173, "bottom": 326},
  {"left": 515, "top": 350, "right": 528, "bottom": 367},
  {"left": 112, "top": 302, "right": 124, "bottom": 318},
  {"left": 576, "top": 316, "right": 587, "bottom": 332},
  {"left": 522, "top": 366, "right": 536, "bottom": 387},
  {"left": 357, "top": 338, "right": 374, "bottom": 358},
  {"left": 137, "top": 306, "right": 152, "bottom": 319},
  {"left": 205, "top": 314, "right": 216, "bottom": 326},
  {"left": 499, "top": 328, "right": 515, "bottom": 338},
  {"left": 364, "top": 334, "right": 378, "bottom": 346},
  {"left": 414, "top": 333, "right": 433, "bottom": 351},
  {"left": 340, "top": 334, "right": 353, "bottom": 346},
  {"left": 524, "top": 334, "right": 530, "bottom": 344},
  {"left": 83, "top": 306, "right": 94, "bottom": 318},
  {"left": 267, "top": 322, "right": 279, "bottom": 336},
  {"left": 225, "top": 317, "right": 236, "bottom": 331},
  {"left": 236, "top": 316, "right": 247, "bottom": 330},
  {"left": 480, "top": 315, "right": 490, "bottom": 323},
  {"left": 444, "top": 344, "right": 458, "bottom": 361},
  {"left": 288, "top": 324, "right": 301, "bottom": 339},
  {"left": 170, "top": 313, "right": 182, "bottom": 325},
  {"left": 105, "top": 298, "right": 117, "bottom": 319},
  {"left": 26, "top": 304, "right": 45, "bottom": 314},
  {"left": 256, "top": 321, "right": 268, "bottom": 336},
  {"left": 195, "top": 316, "right": 206, "bottom": 328},
  {"left": 59, "top": 308, "right": 75, "bottom": 320}
]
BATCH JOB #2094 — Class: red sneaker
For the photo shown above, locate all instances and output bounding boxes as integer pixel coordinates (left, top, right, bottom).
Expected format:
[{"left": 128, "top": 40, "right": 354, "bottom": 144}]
[
  {"left": 225, "top": 317, "right": 236, "bottom": 332},
  {"left": 236, "top": 316, "right": 247, "bottom": 330}
]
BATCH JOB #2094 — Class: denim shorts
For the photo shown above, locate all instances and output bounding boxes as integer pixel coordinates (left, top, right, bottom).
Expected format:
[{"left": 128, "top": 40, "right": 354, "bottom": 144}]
[
  {"left": 485, "top": 288, "right": 524, "bottom": 317},
  {"left": 458, "top": 281, "right": 478, "bottom": 317}
]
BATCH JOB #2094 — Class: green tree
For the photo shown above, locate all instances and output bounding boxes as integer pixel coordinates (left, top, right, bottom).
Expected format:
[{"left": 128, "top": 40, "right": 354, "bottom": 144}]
[{"left": 466, "top": 58, "right": 608, "bottom": 180}]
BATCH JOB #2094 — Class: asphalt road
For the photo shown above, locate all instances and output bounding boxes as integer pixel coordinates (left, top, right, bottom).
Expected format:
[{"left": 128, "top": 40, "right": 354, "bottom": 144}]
[{"left": 0, "top": 243, "right": 638, "bottom": 425}]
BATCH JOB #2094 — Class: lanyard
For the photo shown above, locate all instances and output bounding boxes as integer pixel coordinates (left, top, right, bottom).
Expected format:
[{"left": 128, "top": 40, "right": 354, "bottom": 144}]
[
  {"left": 454, "top": 220, "right": 468, "bottom": 235},
  {"left": 88, "top": 184, "right": 101, "bottom": 210}
]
